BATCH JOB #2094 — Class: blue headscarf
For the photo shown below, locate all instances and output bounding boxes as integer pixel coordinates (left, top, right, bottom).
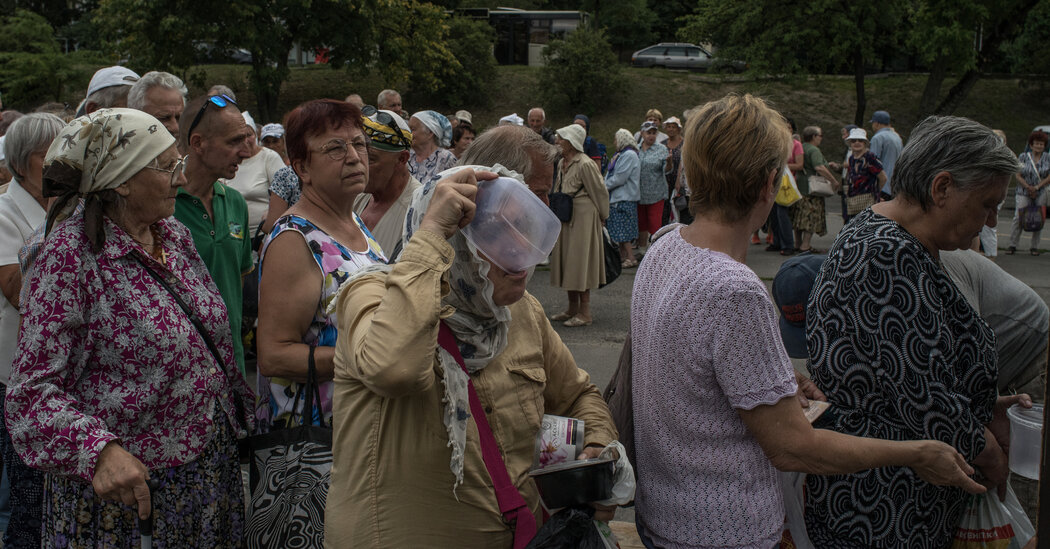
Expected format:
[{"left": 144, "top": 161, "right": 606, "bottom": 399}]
[{"left": 412, "top": 110, "right": 453, "bottom": 148}]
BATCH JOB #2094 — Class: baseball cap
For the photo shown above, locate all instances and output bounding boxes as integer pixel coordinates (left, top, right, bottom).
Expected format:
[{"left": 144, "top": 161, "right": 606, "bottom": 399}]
[
  {"left": 86, "top": 66, "right": 140, "bottom": 97},
  {"left": 641, "top": 121, "right": 659, "bottom": 132},
  {"left": 260, "top": 123, "right": 284, "bottom": 140},
  {"left": 771, "top": 254, "right": 826, "bottom": 359},
  {"left": 870, "top": 110, "right": 891, "bottom": 125}
]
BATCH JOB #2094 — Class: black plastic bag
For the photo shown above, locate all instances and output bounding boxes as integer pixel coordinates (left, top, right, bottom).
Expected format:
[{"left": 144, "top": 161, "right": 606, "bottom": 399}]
[{"left": 525, "top": 506, "right": 607, "bottom": 549}]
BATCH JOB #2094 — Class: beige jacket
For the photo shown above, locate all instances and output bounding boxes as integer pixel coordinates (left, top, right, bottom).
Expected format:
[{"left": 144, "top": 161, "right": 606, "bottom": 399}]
[{"left": 326, "top": 229, "right": 617, "bottom": 548}]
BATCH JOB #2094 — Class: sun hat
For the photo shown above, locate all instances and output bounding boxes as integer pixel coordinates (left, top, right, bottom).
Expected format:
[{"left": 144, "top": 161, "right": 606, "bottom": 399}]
[
  {"left": 870, "top": 110, "right": 891, "bottom": 125},
  {"left": 555, "top": 124, "right": 586, "bottom": 153},
  {"left": 846, "top": 128, "right": 869, "bottom": 142},
  {"left": 260, "top": 123, "right": 284, "bottom": 140},
  {"left": 455, "top": 110, "right": 473, "bottom": 125},
  {"left": 771, "top": 254, "right": 827, "bottom": 359},
  {"left": 86, "top": 66, "right": 140, "bottom": 97},
  {"left": 664, "top": 116, "right": 682, "bottom": 127}
]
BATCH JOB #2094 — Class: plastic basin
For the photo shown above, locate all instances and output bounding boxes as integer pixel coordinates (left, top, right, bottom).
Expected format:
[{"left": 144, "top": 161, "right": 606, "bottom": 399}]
[{"left": 1007, "top": 403, "right": 1043, "bottom": 480}]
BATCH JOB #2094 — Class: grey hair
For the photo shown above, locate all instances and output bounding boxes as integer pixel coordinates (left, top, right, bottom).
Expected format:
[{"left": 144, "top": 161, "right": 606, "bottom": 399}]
[
  {"left": 528, "top": 107, "right": 546, "bottom": 120},
  {"left": 614, "top": 128, "right": 634, "bottom": 150},
  {"left": 377, "top": 89, "right": 400, "bottom": 108},
  {"left": 893, "top": 116, "right": 1021, "bottom": 210},
  {"left": 802, "top": 126, "right": 821, "bottom": 142},
  {"left": 208, "top": 85, "right": 236, "bottom": 101},
  {"left": 458, "top": 125, "right": 557, "bottom": 180},
  {"left": 86, "top": 85, "right": 131, "bottom": 110},
  {"left": 128, "top": 71, "right": 188, "bottom": 110},
  {"left": 4, "top": 113, "right": 64, "bottom": 184}
]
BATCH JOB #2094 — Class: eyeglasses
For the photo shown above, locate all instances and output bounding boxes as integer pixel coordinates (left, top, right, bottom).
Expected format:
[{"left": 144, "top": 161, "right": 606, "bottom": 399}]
[
  {"left": 186, "top": 94, "right": 238, "bottom": 138},
  {"left": 316, "top": 139, "right": 369, "bottom": 162},
  {"left": 147, "top": 156, "right": 187, "bottom": 186},
  {"left": 361, "top": 105, "right": 410, "bottom": 146}
]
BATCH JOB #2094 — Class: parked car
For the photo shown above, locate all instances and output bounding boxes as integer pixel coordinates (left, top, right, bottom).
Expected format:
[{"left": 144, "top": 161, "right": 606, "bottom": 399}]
[{"left": 631, "top": 43, "right": 745, "bottom": 73}]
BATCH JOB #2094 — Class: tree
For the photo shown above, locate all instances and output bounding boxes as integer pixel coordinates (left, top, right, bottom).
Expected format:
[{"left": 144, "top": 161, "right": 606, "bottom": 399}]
[
  {"left": 427, "top": 17, "right": 498, "bottom": 108},
  {"left": 367, "top": 0, "right": 460, "bottom": 102},
  {"left": 539, "top": 27, "right": 623, "bottom": 113},
  {"left": 0, "top": 9, "right": 86, "bottom": 108},
  {"left": 1002, "top": 0, "right": 1050, "bottom": 75},
  {"left": 679, "top": 0, "right": 906, "bottom": 125},
  {"left": 648, "top": 0, "right": 695, "bottom": 43},
  {"left": 586, "top": 0, "right": 657, "bottom": 60}
]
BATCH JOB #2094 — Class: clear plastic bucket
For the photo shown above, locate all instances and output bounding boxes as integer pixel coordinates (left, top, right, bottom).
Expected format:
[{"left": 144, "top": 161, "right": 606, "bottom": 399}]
[
  {"left": 461, "top": 176, "right": 561, "bottom": 274},
  {"left": 1006, "top": 403, "right": 1043, "bottom": 480}
]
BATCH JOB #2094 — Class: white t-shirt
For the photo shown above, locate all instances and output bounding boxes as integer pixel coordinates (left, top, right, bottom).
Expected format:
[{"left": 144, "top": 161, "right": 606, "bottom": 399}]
[
  {"left": 0, "top": 181, "right": 45, "bottom": 384},
  {"left": 225, "top": 147, "right": 285, "bottom": 231}
]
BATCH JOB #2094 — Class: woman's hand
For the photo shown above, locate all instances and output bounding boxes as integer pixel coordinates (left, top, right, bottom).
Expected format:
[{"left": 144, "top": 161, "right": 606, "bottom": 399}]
[
  {"left": 973, "top": 427, "right": 1011, "bottom": 501},
  {"left": 92, "top": 442, "right": 152, "bottom": 520},
  {"left": 909, "top": 440, "right": 986, "bottom": 494},
  {"left": 578, "top": 445, "right": 617, "bottom": 522},
  {"left": 418, "top": 170, "right": 496, "bottom": 238},
  {"left": 794, "top": 370, "right": 826, "bottom": 408},
  {"left": 988, "top": 393, "right": 1033, "bottom": 458}
]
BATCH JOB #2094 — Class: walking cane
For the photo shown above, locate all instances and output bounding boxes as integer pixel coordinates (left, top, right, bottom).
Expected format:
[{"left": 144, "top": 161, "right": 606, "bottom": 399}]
[{"left": 139, "top": 477, "right": 161, "bottom": 549}]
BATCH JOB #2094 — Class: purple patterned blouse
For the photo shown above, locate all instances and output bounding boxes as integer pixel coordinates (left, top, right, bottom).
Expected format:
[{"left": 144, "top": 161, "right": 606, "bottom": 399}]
[{"left": 6, "top": 213, "right": 255, "bottom": 483}]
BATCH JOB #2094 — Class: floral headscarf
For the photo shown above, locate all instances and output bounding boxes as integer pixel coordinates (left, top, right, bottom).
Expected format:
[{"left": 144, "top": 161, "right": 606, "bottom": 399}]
[
  {"left": 412, "top": 110, "right": 453, "bottom": 148},
  {"left": 42, "top": 108, "right": 174, "bottom": 232},
  {"left": 336, "top": 163, "right": 526, "bottom": 494}
]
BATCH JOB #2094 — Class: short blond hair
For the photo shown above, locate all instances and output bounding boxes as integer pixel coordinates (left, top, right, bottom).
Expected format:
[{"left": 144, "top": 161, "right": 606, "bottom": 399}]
[
  {"left": 684, "top": 94, "right": 791, "bottom": 223},
  {"left": 645, "top": 108, "right": 662, "bottom": 122}
]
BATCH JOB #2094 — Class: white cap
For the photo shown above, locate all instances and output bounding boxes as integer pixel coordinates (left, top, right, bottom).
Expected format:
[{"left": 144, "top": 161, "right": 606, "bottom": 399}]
[
  {"left": 260, "top": 123, "right": 284, "bottom": 140},
  {"left": 0, "top": 136, "right": 6, "bottom": 162},
  {"left": 87, "top": 66, "right": 140, "bottom": 97},
  {"left": 242, "top": 111, "right": 257, "bottom": 133},
  {"left": 499, "top": 113, "right": 524, "bottom": 126},
  {"left": 847, "top": 128, "right": 869, "bottom": 142},
  {"left": 455, "top": 110, "right": 473, "bottom": 125}
]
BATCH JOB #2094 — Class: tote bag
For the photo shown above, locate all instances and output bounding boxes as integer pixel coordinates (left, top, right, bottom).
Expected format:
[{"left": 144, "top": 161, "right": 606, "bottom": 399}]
[
  {"left": 807, "top": 175, "right": 836, "bottom": 198},
  {"left": 242, "top": 348, "right": 331, "bottom": 549}
]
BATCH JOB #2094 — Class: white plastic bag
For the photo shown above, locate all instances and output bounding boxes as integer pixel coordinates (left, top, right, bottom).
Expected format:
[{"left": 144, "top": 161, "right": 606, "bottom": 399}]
[
  {"left": 596, "top": 441, "right": 635, "bottom": 506},
  {"left": 951, "top": 484, "right": 1035, "bottom": 549},
  {"left": 779, "top": 471, "right": 814, "bottom": 549}
]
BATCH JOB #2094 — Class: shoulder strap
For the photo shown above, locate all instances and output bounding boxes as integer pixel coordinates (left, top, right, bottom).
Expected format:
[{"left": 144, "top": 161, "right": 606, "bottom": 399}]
[
  {"left": 133, "top": 254, "right": 249, "bottom": 434},
  {"left": 437, "top": 322, "right": 537, "bottom": 548}
]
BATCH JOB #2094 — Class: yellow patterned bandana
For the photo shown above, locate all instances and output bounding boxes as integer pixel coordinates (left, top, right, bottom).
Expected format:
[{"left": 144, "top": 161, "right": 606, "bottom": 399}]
[{"left": 362, "top": 109, "right": 412, "bottom": 152}]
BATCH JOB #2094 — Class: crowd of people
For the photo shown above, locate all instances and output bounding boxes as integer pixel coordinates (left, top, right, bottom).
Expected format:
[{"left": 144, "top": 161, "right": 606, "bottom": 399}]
[{"left": 0, "top": 63, "right": 1044, "bottom": 549}]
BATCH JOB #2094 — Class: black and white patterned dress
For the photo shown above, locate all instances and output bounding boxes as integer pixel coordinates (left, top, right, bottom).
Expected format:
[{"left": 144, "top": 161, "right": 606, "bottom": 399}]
[{"left": 804, "top": 209, "right": 997, "bottom": 548}]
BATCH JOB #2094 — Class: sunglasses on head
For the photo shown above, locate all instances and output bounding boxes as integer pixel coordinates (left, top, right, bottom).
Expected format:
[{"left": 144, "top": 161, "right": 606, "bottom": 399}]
[
  {"left": 187, "top": 94, "right": 238, "bottom": 138},
  {"left": 361, "top": 105, "right": 409, "bottom": 145}
]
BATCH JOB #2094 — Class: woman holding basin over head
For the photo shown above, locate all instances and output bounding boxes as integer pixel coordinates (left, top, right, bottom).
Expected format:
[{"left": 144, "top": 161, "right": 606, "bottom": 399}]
[
  {"left": 631, "top": 94, "right": 986, "bottom": 549},
  {"left": 550, "top": 123, "right": 610, "bottom": 327},
  {"left": 325, "top": 165, "right": 617, "bottom": 546},
  {"left": 7, "top": 108, "right": 255, "bottom": 547},
  {"left": 804, "top": 115, "right": 1034, "bottom": 548}
]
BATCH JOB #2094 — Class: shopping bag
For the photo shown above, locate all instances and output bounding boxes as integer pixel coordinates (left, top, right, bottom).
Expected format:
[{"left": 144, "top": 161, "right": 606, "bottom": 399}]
[
  {"left": 806, "top": 175, "right": 837, "bottom": 198},
  {"left": 779, "top": 471, "right": 814, "bottom": 549},
  {"left": 242, "top": 349, "right": 331, "bottom": 549},
  {"left": 775, "top": 170, "right": 802, "bottom": 207},
  {"left": 1021, "top": 204, "right": 1045, "bottom": 232},
  {"left": 950, "top": 485, "right": 1035, "bottom": 549},
  {"left": 598, "top": 227, "right": 621, "bottom": 289}
]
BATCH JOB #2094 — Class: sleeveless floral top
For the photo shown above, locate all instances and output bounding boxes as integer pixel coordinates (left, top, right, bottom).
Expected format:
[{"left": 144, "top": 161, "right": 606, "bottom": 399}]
[{"left": 255, "top": 213, "right": 386, "bottom": 432}]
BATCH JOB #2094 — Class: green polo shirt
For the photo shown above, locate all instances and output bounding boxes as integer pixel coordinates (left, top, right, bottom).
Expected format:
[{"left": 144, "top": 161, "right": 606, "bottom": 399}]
[{"left": 174, "top": 181, "right": 253, "bottom": 373}]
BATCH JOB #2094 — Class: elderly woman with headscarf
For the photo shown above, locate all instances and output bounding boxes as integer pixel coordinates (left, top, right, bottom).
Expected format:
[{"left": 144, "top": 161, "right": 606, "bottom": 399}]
[
  {"left": 0, "top": 112, "right": 64, "bottom": 548},
  {"left": 324, "top": 166, "right": 617, "bottom": 546},
  {"left": 7, "top": 108, "right": 255, "bottom": 548},
  {"left": 604, "top": 128, "right": 641, "bottom": 267},
  {"left": 805, "top": 116, "right": 1031, "bottom": 547},
  {"left": 550, "top": 124, "right": 610, "bottom": 327},
  {"left": 408, "top": 110, "right": 458, "bottom": 185}
]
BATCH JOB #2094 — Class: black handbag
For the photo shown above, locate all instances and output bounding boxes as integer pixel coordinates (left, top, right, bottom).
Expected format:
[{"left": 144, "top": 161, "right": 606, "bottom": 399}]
[
  {"left": 241, "top": 347, "right": 331, "bottom": 549},
  {"left": 599, "top": 227, "right": 620, "bottom": 289},
  {"left": 549, "top": 173, "right": 579, "bottom": 223}
]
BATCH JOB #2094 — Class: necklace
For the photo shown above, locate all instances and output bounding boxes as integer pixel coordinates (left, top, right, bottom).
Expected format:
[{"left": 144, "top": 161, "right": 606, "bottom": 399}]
[{"left": 132, "top": 226, "right": 167, "bottom": 266}]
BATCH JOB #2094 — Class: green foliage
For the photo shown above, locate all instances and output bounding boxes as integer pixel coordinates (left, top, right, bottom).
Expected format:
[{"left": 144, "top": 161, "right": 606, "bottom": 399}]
[
  {"left": 538, "top": 27, "right": 623, "bottom": 114},
  {"left": 0, "top": 9, "right": 83, "bottom": 108},
  {"left": 648, "top": 0, "right": 695, "bottom": 43},
  {"left": 370, "top": 0, "right": 459, "bottom": 98},
  {"left": 1003, "top": 0, "right": 1050, "bottom": 74},
  {"left": 428, "top": 17, "right": 498, "bottom": 108},
  {"left": 587, "top": 0, "right": 657, "bottom": 58}
]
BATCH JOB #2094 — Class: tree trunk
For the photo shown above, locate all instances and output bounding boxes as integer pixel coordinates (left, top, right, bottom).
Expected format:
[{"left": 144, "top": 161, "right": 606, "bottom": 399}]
[
  {"left": 918, "top": 56, "right": 948, "bottom": 118},
  {"left": 933, "top": 69, "right": 981, "bottom": 115},
  {"left": 853, "top": 47, "right": 866, "bottom": 127}
]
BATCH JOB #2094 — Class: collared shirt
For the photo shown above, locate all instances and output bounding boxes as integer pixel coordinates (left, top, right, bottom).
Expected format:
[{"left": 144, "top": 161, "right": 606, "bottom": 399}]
[
  {"left": 174, "top": 182, "right": 253, "bottom": 373},
  {"left": 326, "top": 230, "right": 617, "bottom": 547},
  {"left": 869, "top": 127, "right": 902, "bottom": 196},
  {"left": 0, "top": 180, "right": 45, "bottom": 384},
  {"left": 8, "top": 213, "right": 254, "bottom": 483}
]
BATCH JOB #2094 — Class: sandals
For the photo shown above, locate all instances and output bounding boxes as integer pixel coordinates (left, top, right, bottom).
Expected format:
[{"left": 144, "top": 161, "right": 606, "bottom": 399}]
[
  {"left": 621, "top": 258, "right": 638, "bottom": 268},
  {"left": 549, "top": 312, "right": 574, "bottom": 322},
  {"left": 1032, "top": 248, "right": 1041, "bottom": 256},
  {"left": 1007, "top": 246, "right": 1017, "bottom": 255},
  {"left": 563, "top": 316, "right": 592, "bottom": 327},
  {"left": 797, "top": 247, "right": 822, "bottom": 254}
]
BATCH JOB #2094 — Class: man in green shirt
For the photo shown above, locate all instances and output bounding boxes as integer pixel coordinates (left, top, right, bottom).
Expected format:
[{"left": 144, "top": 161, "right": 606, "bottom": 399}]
[{"left": 175, "top": 94, "right": 254, "bottom": 373}]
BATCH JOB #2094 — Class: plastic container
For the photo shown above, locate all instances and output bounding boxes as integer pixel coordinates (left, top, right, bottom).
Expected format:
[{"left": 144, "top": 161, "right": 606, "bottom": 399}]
[
  {"left": 461, "top": 176, "right": 561, "bottom": 274},
  {"left": 1007, "top": 403, "right": 1043, "bottom": 480},
  {"left": 529, "top": 457, "right": 615, "bottom": 509}
]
